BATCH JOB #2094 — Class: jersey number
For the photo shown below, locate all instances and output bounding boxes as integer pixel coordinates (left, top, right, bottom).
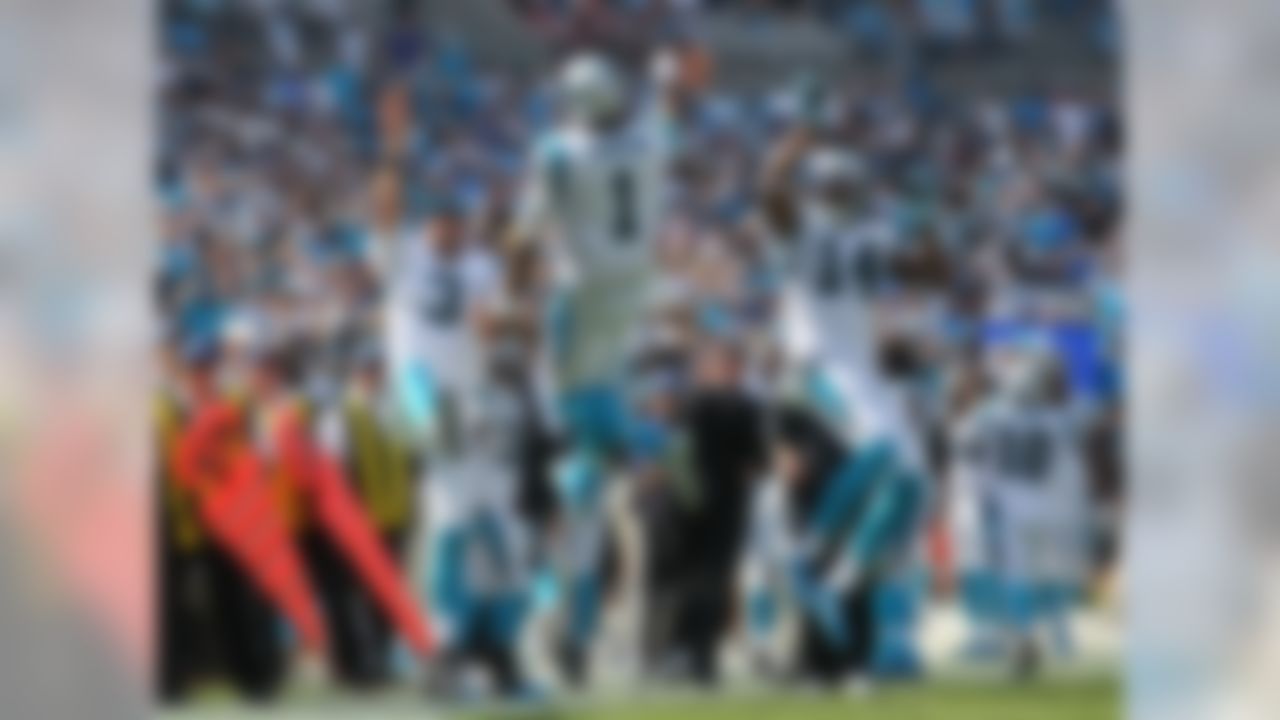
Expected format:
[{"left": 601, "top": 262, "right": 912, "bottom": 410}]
[
  {"left": 611, "top": 168, "right": 637, "bottom": 244},
  {"left": 813, "top": 238, "right": 887, "bottom": 299},
  {"left": 995, "top": 427, "right": 1053, "bottom": 482},
  {"left": 815, "top": 238, "right": 844, "bottom": 296},
  {"left": 422, "top": 270, "right": 464, "bottom": 326}
]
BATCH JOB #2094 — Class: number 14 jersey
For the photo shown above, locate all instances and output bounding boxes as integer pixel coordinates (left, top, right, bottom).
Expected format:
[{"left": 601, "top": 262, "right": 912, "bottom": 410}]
[{"left": 781, "top": 203, "right": 898, "bottom": 378}]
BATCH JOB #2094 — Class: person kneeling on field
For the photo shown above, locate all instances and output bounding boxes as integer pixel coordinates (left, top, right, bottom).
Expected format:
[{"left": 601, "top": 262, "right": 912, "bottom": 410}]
[{"left": 744, "top": 401, "right": 928, "bottom": 689}]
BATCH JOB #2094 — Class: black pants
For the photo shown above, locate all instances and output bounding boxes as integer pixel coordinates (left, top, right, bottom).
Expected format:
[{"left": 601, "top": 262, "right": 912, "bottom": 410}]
[
  {"left": 304, "top": 527, "right": 413, "bottom": 687},
  {"left": 797, "top": 577, "right": 878, "bottom": 684},
  {"left": 205, "top": 544, "right": 286, "bottom": 701},
  {"left": 670, "top": 565, "right": 734, "bottom": 685},
  {"left": 157, "top": 541, "right": 217, "bottom": 702},
  {"left": 303, "top": 530, "right": 386, "bottom": 688},
  {"left": 641, "top": 483, "right": 690, "bottom": 675},
  {"left": 644, "top": 496, "right": 740, "bottom": 686},
  {"left": 366, "top": 529, "right": 409, "bottom": 682}
]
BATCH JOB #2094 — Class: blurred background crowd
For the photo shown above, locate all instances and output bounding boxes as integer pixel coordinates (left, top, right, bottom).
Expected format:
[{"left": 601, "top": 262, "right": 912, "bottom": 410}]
[
  {"left": 509, "top": 0, "right": 1119, "bottom": 62},
  {"left": 156, "top": 0, "right": 1122, "bottom": 703}
]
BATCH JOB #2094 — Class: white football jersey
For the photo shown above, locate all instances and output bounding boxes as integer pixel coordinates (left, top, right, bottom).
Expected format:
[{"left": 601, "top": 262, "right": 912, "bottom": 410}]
[
  {"left": 426, "top": 380, "right": 527, "bottom": 524},
  {"left": 969, "top": 397, "right": 1088, "bottom": 516},
  {"left": 780, "top": 201, "right": 898, "bottom": 377},
  {"left": 384, "top": 237, "right": 502, "bottom": 393},
  {"left": 515, "top": 120, "right": 670, "bottom": 384},
  {"left": 516, "top": 124, "right": 667, "bottom": 280},
  {"left": 778, "top": 199, "right": 921, "bottom": 466},
  {"left": 967, "top": 395, "right": 1091, "bottom": 583},
  {"left": 947, "top": 404, "right": 997, "bottom": 572}
]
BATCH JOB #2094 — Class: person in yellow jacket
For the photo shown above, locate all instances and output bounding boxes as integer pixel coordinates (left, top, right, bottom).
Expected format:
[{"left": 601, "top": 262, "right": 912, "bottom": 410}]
[
  {"left": 156, "top": 342, "right": 211, "bottom": 702},
  {"left": 314, "top": 342, "right": 423, "bottom": 686}
]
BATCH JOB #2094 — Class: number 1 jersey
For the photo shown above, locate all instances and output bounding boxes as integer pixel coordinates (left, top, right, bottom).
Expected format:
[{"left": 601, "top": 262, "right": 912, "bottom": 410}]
[{"left": 514, "top": 121, "right": 670, "bottom": 385}]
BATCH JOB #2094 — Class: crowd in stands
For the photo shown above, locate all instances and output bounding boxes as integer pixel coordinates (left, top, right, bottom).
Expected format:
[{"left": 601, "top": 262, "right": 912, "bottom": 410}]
[{"left": 158, "top": 0, "right": 1122, "bottom": 699}]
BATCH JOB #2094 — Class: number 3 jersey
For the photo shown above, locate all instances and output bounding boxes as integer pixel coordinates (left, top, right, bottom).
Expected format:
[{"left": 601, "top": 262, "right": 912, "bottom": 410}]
[
  {"left": 514, "top": 121, "right": 670, "bottom": 386},
  {"left": 384, "top": 237, "right": 502, "bottom": 395}
]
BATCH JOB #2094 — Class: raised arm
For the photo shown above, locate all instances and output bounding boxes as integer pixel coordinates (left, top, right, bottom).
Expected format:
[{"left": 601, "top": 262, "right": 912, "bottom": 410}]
[
  {"left": 759, "top": 125, "right": 813, "bottom": 239},
  {"left": 504, "top": 137, "right": 558, "bottom": 261}
]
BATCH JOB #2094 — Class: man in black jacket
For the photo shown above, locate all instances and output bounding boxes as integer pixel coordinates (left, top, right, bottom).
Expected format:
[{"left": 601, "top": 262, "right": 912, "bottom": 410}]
[{"left": 672, "top": 338, "right": 769, "bottom": 685}]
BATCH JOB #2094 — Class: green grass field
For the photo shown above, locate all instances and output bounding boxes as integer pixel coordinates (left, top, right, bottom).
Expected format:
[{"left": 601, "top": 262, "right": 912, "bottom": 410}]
[
  {"left": 164, "top": 677, "right": 1119, "bottom": 719},
  {"left": 470, "top": 681, "right": 1120, "bottom": 720}
]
